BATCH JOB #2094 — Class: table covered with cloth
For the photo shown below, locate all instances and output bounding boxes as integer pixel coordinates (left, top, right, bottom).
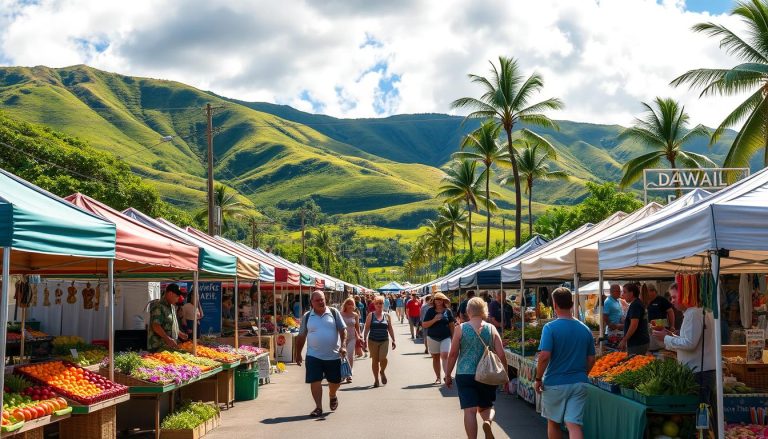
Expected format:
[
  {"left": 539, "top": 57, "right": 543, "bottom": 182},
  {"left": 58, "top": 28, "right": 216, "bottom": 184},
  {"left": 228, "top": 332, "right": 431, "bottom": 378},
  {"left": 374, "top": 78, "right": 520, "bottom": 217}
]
[{"left": 582, "top": 384, "right": 647, "bottom": 439}]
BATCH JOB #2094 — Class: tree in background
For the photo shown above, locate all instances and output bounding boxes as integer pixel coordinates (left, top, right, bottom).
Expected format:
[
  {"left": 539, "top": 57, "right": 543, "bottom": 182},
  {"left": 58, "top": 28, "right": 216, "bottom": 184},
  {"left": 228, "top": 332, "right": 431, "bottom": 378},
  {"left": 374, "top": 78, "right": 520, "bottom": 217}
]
[
  {"left": 453, "top": 120, "right": 508, "bottom": 258},
  {"left": 503, "top": 141, "right": 567, "bottom": 237},
  {"left": 671, "top": 0, "right": 768, "bottom": 168},
  {"left": 437, "top": 203, "right": 468, "bottom": 256},
  {"left": 195, "top": 183, "right": 248, "bottom": 233},
  {"left": 424, "top": 219, "right": 451, "bottom": 273},
  {"left": 313, "top": 226, "right": 337, "bottom": 274},
  {"left": 533, "top": 207, "right": 578, "bottom": 241},
  {"left": 438, "top": 159, "right": 487, "bottom": 256},
  {"left": 618, "top": 97, "right": 713, "bottom": 196},
  {"left": 451, "top": 56, "right": 563, "bottom": 248}
]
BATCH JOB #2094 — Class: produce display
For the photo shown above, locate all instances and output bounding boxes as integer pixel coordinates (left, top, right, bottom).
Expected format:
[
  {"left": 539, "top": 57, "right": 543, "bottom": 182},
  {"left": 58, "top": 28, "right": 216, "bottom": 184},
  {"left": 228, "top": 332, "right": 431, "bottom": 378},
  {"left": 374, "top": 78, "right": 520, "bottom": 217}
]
[
  {"left": 146, "top": 351, "right": 220, "bottom": 371},
  {"left": 601, "top": 355, "right": 655, "bottom": 381},
  {"left": 726, "top": 424, "right": 768, "bottom": 438},
  {"left": 111, "top": 352, "right": 202, "bottom": 385},
  {"left": 178, "top": 342, "right": 240, "bottom": 364},
  {"left": 2, "top": 372, "right": 71, "bottom": 428},
  {"left": 161, "top": 402, "right": 219, "bottom": 430},
  {"left": 725, "top": 381, "right": 756, "bottom": 395},
  {"left": 588, "top": 352, "right": 628, "bottom": 378},
  {"left": 635, "top": 359, "right": 698, "bottom": 397},
  {"left": 16, "top": 361, "right": 127, "bottom": 405},
  {"left": 61, "top": 349, "right": 107, "bottom": 367},
  {"left": 205, "top": 343, "right": 267, "bottom": 360},
  {"left": 281, "top": 316, "right": 299, "bottom": 329}
]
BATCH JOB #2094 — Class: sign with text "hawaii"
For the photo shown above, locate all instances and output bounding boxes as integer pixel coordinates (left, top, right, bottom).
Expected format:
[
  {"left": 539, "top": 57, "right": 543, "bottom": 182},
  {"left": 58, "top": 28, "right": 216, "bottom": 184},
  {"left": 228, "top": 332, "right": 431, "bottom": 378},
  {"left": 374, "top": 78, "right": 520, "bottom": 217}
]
[{"left": 643, "top": 168, "right": 750, "bottom": 203}]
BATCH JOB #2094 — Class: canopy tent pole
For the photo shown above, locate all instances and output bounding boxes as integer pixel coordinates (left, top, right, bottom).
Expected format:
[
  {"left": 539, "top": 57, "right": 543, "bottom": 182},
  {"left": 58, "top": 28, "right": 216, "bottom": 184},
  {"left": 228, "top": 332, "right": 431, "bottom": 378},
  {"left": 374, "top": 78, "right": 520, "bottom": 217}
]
[
  {"left": 0, "top": 248, "right": 11, "bottom": 415},
  {"left": 298, "top": 283, "right": 302, "bottom": 317},
  {"left": 712, "top": 253, "right": 725, "bottom": 439},
  {"left": 597, "top": 270, "right": 604, "bottom": 356},
  {"left": 520, "top": 279, "right": 525, "bottom": 356},
  {"left": 108, "top": 259, "right": 115, "bottom": 380},
  {"left": 573, "top": 273, "right": 581, "bottom": 320},
  {"left": 192, "top": 271, "right": 199, "bottom": 355},
  {"left": 273, "top": 283, "right": 277, "bottom": 334},
  {"left": 19, "top": 304, "right": 26, "bottom": 362},
  {"left": 234, "top": 275, "right": 239, "bottom": 349},
  {"left": 257, "top": 279, "right": 262, "bottom": 338}
]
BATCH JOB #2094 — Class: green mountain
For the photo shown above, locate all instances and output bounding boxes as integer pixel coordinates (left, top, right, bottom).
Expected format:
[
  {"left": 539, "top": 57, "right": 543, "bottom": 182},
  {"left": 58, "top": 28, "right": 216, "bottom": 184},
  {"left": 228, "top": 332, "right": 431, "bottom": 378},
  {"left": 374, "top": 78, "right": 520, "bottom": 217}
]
[{"left": 0, "top": 65, "right": 753, "bottom": 230}]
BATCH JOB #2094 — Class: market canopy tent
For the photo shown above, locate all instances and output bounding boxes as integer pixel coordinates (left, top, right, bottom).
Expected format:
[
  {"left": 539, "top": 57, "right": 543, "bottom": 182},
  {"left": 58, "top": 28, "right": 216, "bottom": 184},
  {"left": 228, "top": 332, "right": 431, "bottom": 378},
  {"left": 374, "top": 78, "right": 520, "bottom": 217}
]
[
  {"left": 184, "top": 227, "right": 271, "bottom": 282},
  {"left": 63, "top": 193, "right": 199, "bottom": 275},
  {"left": 419, "top": 265, "right": 470, "bottom": 295},
  {"left": 520, "top": 204, "right": 663, "bottom": 281},
  {"left": 123, "top": 208, "right": 238, "bottom": 277},
  {"left": 378, "top": 281, "right": 404, "bottom": 292},
  {"left": 501, "top": 223, "right": 595, "bottom": 283},
  {"left": 212, "top": 236, "right": 299, "bottom": 286},
  {"left": 463, "top": 235, "right": 549, "bottom": 289},
  {"left": 440, "top": 261, "right": 488, "bottom": 292}
]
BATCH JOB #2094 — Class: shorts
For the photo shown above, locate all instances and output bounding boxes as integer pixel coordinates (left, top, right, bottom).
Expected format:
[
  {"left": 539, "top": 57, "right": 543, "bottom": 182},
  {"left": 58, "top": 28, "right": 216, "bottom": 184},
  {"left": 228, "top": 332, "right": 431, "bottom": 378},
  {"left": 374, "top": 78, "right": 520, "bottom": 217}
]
[
  {"left": 427, "top": 336, "right": 451, "bottom": 354},
  {"left": 305, "top": 355, "right": 342, "bottom": 384},
  {"left": 367, "top": 339, "right": 389, "bottom": 363},
  {"left": 409, "top": 316, "right": 420, "bottom": 326},
  {"left": 541, "top": 382, "right": 587, "bottom": 425},
  {"left": 456, "top": 374, "right": 497, "bottom": 409}
]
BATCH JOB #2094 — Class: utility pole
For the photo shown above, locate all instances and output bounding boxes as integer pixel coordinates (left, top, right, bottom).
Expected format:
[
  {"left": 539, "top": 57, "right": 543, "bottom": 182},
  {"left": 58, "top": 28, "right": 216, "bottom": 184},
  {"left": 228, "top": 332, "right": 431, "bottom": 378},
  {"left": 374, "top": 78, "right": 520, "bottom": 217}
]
[
  {"left": 251, "top": 218, "right": 257, "bottom": 249},
  {"left": 502, "top": 216, "right": 506, "bottom": 249},
  {"left": 300, "top": 208, "right": 306, "bottom": 265},
  {"left": 205, "top": 103, "right": 225, "bottom": 236}
]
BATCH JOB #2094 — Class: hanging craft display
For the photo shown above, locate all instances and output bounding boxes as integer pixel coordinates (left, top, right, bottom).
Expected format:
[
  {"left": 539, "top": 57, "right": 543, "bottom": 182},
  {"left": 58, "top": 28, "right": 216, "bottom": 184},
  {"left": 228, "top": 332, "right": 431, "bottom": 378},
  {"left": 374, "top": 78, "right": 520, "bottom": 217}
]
[
  {"left": 82, "top": 282, "right": 95, "bottom": 310},
  {"left": 66, "top": 282, "right": 77, "bottom": 304},
  {"left": 15, "top": 279, "right": 31, "bottom": 308},
  {"left": 30, "top": 284, "right": 38, "bottom": 307},
  {"left": 43, "top": 285, "right": 50, "bottom": 306},
  {"left": 55, "top": 284, "right": 63, "bottom": 305},
  {"left": 94, "top": 283, "right": 101, "bottom": 311}
]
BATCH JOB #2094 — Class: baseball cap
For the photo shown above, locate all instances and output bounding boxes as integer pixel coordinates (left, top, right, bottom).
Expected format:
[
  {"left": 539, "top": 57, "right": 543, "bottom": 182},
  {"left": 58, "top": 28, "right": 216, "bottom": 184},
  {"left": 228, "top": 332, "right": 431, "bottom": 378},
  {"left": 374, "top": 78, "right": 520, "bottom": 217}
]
[{"left": 166, "top": 284, "right": 183, "bottom": 296}]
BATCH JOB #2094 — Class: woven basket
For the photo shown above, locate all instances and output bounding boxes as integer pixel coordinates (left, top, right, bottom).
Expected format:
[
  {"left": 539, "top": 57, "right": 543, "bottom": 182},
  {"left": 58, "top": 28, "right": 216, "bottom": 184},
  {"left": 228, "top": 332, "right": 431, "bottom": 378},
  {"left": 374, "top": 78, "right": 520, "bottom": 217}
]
[
  {"left": 59, "top": 405, "right": 117, "bottom": 439},
  {"left": 727, "top": 361, "right": 768, "bottom": 390},
  {"left": 17, "top": 427, "right": 44, "bottom": 439}
]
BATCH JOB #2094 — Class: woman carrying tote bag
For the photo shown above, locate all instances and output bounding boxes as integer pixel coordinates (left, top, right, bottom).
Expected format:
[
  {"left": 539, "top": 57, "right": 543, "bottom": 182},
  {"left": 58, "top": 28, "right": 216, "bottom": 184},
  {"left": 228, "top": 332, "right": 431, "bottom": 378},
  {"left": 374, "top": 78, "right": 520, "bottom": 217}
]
[{"left": 445, "top": 297, "right": 508, "bottom": 439}]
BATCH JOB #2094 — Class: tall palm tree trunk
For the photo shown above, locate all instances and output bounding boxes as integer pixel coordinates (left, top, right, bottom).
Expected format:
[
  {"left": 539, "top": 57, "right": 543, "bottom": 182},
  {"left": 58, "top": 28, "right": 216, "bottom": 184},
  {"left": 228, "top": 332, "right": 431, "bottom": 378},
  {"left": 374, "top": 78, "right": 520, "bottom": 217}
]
[
  {"left": 485, "top": 166, "right": 491, "bottom": 258},
  {"left": 466, "top": 200, "right": 474, "bottom": 255},
  {"left": 668, "top": 155, "right": 681, "bottom": 198},
  {"left": 528, "top": 180, "right": 534, "bottom": 238},
  {"left": 451, "top": 225, "right": 456, "bottom": 256},
  {"left": 506, "top": 129, "right": 522, "bottom": 247}
]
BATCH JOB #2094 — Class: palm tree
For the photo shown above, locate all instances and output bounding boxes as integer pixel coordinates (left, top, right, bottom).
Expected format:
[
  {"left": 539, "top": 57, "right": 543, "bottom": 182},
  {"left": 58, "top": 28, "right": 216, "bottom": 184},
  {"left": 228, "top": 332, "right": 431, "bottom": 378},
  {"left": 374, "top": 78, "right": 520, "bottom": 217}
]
[
  {"left": 195, "top": 183, "right": 247, "bottom": 233},
  {"left": 424, "top": 219, "right": 451, "bottom": 272},
  {"left": 533, "top": 207, "right": 575, "bottom": 240},
  {"left": 618, "top": 98, "right": 715, "bottom": 195},
  {"left": 453, "top": 120, "right": 509, "bottom": 258},
  {"left": 451, "top": 56, "right": 563, "bottom": 247},
  {"left": 505, "top": 142, "right": 569, "bottom": 236},
  {"left": 313, "top": 226, "right": 337, "bottom": 274},
  {"left": 437, "top": 203, "right": 468, "bottom": 255},
  {"left": 438, "top": 160, "right": 487, "bottom": 256},
  {"left": 671, "top": 0, "right": 768, "bottom": 168}
]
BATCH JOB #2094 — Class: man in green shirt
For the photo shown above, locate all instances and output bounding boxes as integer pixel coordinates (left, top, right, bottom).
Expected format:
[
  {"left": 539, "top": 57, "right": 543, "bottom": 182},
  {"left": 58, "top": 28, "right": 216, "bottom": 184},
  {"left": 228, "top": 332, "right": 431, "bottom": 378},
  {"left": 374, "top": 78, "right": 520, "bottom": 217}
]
[{"left": 147, "top": 284, "right": 188, "bottom": 351}]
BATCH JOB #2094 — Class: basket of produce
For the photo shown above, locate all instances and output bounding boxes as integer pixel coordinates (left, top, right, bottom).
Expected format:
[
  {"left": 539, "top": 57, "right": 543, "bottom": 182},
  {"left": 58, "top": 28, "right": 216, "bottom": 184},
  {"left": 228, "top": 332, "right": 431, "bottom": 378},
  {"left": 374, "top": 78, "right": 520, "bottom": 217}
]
[
  {"left": 588, "top": 351, "right": 628, "bottom": 379},
  {"left": 178, "top": 342, "right": 240, "bottom": 365},
  {"left": 103, "top": 352, "right": 203, "bottom": 387},
  {"left": 726, "top": 357, "right": 768, "bottom": 391},
  {"left": 15, "top": 360, "right": 128, "bottom": 405},
  {"left": 632, "top": 359, "right": 699, "bottom": 412},
  {"left": 3, "top": 375, "right": 72, "bottom": 424}
]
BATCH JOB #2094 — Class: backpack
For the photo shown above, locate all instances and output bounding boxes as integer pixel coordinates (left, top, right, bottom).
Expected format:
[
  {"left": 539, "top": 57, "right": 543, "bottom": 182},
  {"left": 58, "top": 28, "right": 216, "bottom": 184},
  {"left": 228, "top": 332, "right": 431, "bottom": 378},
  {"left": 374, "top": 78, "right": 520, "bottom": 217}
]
[{"left": 300, "top": 306, "right": 343, "bottom": 335}]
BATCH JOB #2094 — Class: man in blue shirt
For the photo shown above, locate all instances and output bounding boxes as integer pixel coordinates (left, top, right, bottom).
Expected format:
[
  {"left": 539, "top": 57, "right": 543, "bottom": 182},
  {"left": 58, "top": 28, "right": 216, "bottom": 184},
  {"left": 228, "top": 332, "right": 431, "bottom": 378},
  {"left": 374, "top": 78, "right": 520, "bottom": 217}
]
[
  {"left": 295, "top": 291, "right": 347, "bottom": 417},
  {"left": 602, "top": 284, "right": 624, "bottom": 345},
  {"left": 535, "top": 287, "right": 595, "bottom": 439}
]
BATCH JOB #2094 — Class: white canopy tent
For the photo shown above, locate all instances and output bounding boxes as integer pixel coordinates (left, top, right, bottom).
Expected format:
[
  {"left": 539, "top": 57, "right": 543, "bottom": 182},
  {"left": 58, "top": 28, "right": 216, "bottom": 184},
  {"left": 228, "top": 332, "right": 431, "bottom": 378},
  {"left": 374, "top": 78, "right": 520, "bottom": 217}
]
[{"left": 597, "top": 168, "right": 768, "bottom": 439}]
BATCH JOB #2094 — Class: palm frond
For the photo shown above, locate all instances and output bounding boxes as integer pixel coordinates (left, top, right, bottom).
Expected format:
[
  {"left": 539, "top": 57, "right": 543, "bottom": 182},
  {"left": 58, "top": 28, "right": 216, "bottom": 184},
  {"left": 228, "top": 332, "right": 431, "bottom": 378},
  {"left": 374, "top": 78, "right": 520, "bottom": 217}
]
[
  {"left": 620, "top": 151, "right": 665, "bottom": 187},
  {"left": 692, "top": 21, "right": 768, "bottom": 63},
  {"left": 710, "top": 88, "right": 763, "bottom": 143},
  {"left": 723, "top": 96, "right": 768, "bottom": 167}
]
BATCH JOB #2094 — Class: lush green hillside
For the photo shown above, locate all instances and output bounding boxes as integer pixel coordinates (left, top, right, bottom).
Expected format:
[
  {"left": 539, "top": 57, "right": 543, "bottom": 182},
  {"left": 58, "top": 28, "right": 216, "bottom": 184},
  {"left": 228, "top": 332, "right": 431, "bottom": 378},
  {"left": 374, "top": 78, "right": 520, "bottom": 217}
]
[{"left": 0, "top": 64, "right": 756, "bottom": 233}]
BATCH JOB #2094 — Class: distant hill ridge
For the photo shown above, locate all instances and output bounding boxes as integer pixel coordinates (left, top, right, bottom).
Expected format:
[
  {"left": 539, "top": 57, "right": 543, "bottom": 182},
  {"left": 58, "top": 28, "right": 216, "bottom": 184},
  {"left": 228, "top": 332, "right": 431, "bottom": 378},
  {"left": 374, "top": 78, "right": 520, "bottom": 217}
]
[{"left": 0, "top": 64, "right": 748, "bottom": 229}]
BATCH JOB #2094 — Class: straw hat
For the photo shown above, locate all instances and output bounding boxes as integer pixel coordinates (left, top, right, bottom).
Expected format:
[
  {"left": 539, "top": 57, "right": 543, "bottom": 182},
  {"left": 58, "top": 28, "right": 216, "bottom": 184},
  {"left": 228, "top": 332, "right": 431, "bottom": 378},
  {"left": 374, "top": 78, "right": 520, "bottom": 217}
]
[{"left": 433, "top": 292, "right": 449, "bottom": 302}]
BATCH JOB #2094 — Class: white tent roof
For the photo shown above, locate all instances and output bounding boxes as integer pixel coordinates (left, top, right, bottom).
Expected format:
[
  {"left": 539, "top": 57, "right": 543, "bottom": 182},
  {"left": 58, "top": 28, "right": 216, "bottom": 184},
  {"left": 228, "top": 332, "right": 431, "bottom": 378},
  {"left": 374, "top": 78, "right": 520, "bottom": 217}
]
[
  {"left": 521, "top": 203, "right": 663, "bottom": 281},
  {"left": 501, "top": 223, "right": 595, "bottom": 283},
  {"left": 440, "top": 261, "right": 486, "bottom": 291},
  {"left": 598, "top": 168, "right": 768, "bottom": 276}
]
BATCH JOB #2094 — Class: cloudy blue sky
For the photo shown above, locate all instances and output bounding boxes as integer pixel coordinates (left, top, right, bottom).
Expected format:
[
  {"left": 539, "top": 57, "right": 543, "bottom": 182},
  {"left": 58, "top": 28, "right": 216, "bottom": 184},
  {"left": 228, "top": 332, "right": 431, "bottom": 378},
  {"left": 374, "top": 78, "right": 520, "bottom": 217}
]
[{"left": 0, "top": 0, "right": 751, "bottom": 127}]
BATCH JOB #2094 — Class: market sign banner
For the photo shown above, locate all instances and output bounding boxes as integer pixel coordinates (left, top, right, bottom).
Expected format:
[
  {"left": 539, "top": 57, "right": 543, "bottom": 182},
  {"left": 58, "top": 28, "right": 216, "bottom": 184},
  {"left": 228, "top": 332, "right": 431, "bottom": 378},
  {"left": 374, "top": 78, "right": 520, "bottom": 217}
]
[
  {"left": 643, "top": 168, "right": 749, "bottom": 203},
  {"left": 197, "top": 282, "right": 222, "bottom": 335}
]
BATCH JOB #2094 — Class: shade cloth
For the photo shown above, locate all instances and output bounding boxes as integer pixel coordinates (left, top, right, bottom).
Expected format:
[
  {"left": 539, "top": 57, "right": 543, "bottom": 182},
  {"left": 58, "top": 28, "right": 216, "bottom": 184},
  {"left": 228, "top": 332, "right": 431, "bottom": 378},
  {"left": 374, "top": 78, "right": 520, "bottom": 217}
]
[
  {"left": 63, "top": 193, "right": 199, "bottom": 274},
  {"left": 378, "top": 281, "right": 404, "bottom": 292},
  {"left": 212, "top": 237, "right": 299, "bottom": 286},
  {"left": 123, "top": 208, "right": 237, "bottom": 277},
  {"left": 598, "top": 167, "right": 768, "bottom": 276},
  {"left": 440, "top": 261, "right": 486, "bottom": 291},
  {"left": 0, "top": 168, "right": 116, "bottom": 272},
  {"left": 501, "top": 223, "right": 595, "bottom": 283}
]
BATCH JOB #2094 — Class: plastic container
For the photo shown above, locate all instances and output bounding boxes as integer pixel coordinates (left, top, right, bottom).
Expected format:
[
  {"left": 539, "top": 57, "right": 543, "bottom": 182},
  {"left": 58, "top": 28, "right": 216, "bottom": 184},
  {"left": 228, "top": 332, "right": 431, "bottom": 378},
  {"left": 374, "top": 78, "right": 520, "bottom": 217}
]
[{"left": 235, "top": 368, "right": 259, "bottom": 401}]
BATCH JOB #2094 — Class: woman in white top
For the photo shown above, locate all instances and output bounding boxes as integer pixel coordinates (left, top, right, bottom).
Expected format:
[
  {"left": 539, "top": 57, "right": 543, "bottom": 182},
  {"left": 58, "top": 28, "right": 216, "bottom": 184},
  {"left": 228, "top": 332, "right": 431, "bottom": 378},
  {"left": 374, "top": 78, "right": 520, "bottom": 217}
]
[
  {"left": 182, "top": 294, "right": 203, "bottom": 338},
  {"left": 340, "top": 297, "right": 361, "bottom": 383}
]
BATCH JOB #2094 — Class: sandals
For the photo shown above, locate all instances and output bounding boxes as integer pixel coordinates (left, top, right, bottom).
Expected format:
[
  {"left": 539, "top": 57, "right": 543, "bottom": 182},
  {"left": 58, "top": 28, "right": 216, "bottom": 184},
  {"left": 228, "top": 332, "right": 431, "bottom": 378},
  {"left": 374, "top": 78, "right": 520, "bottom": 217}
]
[
  {"left": 380, "top": 372, "right": 387, "bottom": 385},
  {"left": 373, "top": 382, "right": 380, "bottom": 388},
  {"left": 310, "top": 408, "right": 323, "bottom": 417},
  {"left": 329, "top": 396, "right": 338, "bottom": 411},
  {"left": 434, "top": 378, "right": 442, "bottom": 385}
]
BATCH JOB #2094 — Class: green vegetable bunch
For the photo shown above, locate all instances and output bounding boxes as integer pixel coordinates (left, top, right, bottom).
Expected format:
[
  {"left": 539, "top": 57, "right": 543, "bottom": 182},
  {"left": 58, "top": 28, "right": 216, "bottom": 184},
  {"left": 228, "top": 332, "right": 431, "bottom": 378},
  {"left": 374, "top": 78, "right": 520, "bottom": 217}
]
[
  {"left": 635, "top": 359, "right": 699, "bottom": 396},
  {"left": 112, "top": 352, "right": 144, "bottom": 375},
  {"left": 161, "top": 402, "right": 219, "bottom": 430},
  {"left": 609, "top": 364, "right": 654, "bottom": 389}
]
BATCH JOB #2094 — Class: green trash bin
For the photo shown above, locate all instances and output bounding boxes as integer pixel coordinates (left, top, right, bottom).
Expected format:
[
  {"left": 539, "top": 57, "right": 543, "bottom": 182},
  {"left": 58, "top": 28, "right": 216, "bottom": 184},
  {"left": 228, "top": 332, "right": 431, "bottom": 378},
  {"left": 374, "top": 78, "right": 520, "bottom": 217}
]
[{"left": 235, "top": 367, "right": 259, "bottom": 401}]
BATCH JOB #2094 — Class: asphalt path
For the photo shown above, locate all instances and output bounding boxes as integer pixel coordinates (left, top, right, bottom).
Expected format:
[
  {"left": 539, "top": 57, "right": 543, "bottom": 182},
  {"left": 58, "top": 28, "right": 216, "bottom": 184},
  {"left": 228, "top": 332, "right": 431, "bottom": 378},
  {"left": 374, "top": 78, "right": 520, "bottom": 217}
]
[{"left": 206, "top": 319, "right": 550, "bottom": 439}]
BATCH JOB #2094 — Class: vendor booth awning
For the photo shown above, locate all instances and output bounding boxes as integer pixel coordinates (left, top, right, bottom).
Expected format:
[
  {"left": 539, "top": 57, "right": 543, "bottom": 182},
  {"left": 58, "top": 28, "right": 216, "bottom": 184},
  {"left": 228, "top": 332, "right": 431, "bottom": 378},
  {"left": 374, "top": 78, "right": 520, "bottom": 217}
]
[
  {"left": 598, "top": 168, "right": 768, "bottom": 276},
  {"left": 520, "top": 203, "right": 663, "bottom": 281},
  {"left": 62, "top": 193, "right": 199, "bottom": 274},
  {"left": 184, "top": 227, "right": 272, "bottom": 282},
  {"left": 378, "top": 281, "right": 404, "bottom": 292},
  {"left": 0, "top": 169, "right": 116, "bottom": 272},
  {"left": 211, "top": 235, "right": 299, "bottom": 285},
  {"left": 252, "top": 248, "right": 331, "bottom": 289},
  {"left": 462, "top": 235, "right": 549, "bottom": 289},
  {"left": 122, "top": 208, "right": 239, "bottom": 277},
  {"left": 501, "top": 223, "right": 595, "bottom": 283},
  {"left": 441, "top": 260, "right": 485, "bottom": 291}
]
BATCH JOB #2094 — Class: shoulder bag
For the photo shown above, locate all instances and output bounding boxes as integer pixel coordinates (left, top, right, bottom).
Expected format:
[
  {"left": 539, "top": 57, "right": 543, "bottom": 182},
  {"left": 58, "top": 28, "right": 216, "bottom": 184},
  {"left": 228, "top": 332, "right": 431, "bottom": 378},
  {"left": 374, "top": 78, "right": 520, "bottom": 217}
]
[{"left": 474, "top": 323, "right": 509, "bottom": 386}]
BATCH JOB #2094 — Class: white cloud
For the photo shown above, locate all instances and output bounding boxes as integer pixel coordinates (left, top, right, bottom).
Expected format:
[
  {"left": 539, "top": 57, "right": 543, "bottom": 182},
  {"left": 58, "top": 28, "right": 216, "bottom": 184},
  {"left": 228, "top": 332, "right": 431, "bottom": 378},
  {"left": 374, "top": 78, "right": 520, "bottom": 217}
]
[{"left": 0, "top": 0, "right": 750, "bottom": 127}]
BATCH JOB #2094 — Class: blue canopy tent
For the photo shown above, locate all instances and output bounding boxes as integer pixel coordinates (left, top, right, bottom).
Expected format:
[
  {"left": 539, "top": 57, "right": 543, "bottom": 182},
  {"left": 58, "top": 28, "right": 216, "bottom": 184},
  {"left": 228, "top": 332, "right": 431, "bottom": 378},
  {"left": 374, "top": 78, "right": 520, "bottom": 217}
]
[{"left": 378, "top": 281, "right": 404, "bottom": 292}]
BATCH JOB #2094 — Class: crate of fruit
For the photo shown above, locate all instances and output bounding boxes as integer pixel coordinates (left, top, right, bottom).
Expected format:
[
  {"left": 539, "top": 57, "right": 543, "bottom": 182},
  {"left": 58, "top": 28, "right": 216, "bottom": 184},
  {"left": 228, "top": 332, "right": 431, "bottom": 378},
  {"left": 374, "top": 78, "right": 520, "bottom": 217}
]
[{"left": 15, "top": 361, "right": 127, "bottom": 405}]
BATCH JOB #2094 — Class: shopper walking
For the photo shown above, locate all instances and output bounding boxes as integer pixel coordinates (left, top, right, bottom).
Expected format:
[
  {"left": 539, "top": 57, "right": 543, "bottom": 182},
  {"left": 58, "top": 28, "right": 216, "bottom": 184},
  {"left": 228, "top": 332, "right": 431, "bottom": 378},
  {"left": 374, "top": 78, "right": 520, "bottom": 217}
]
[
  {"left": 535, "top": 287, "right": 596, "bottom": 439},
  {"left": 420, "top": 295, "right": 433, "bottom": 353},
  {"left": 295, "top": 290, "right": 347, "bottom": 417},
  {"left": 618, "top": 283, "right": 650, "bottom": 355},
  {"left": 406, "top": 293, "right": 422, "bottom": 339},
  {"left": 340, "top": 298, "right": 361, "bottom": 383},
  {"left": 445, "top": 297, "right": 507, "bottom": 439},
  {"left": 423, "top": 293, "right": 455, "bottom": 384},
  {"left": 363, "top": 296, "right": 396, "bottom": 387},
  {"left": 395, "top": 293, "right": 405, "bottom": 323}
]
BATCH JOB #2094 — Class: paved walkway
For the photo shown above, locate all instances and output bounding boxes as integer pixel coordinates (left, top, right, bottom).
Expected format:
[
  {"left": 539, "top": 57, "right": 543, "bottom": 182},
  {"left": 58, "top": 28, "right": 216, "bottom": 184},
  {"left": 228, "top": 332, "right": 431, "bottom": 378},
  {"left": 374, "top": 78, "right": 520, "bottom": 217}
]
[{"left": 207, "top": 320, "right": 549, "bottom": 439}]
